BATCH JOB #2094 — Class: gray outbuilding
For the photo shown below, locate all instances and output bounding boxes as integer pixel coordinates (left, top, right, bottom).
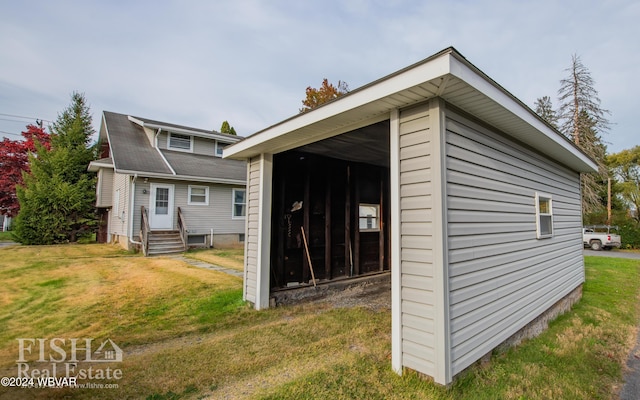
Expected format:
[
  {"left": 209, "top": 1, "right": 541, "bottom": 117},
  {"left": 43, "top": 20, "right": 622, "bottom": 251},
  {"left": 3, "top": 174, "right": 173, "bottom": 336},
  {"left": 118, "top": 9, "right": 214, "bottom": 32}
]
[{"left": 224, "top": 47, "right": 597, "bottom": 384}]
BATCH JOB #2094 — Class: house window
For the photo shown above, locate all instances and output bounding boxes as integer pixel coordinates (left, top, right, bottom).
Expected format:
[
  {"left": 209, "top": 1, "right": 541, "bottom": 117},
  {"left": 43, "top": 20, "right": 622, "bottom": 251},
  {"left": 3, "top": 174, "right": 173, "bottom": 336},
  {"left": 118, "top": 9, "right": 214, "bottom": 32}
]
[
  {"left": 188, "top": 185, "right": 209, "bottom": 205},
  {"left": 233, "top": 188, "right": 246, "bottom": 218},
  {"left": 535, "top": 193, "right": 553, "bottom": 239},
  {"left": 168, "top": 133, "right": 193, "bottom": 152},
  {"left": 215, "top": 141, "right": 228, "bottom": 157},
  {"left": 187, "top": 235, "right": 206, "bottom": 245},
  {"left": 359, "top": 203, "right": 380, "bottom": 231}
]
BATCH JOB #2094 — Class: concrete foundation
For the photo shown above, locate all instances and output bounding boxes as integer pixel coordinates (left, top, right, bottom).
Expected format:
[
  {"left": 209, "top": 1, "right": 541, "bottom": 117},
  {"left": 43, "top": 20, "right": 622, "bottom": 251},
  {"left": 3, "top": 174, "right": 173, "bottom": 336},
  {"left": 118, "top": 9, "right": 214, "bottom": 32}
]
[{"left": 477, "top": 284, "right": 583, "bottom": 367}]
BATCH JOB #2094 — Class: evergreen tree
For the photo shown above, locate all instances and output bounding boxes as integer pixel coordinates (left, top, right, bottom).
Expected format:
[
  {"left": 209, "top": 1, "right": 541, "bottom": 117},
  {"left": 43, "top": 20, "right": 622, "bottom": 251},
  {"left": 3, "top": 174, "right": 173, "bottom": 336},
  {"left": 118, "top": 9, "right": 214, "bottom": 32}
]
[
  {"left": 533, "top": 96, "right": 559, "bottom": 129},
  {"left": 220, "top": 120, "right": 237, "bottom": 135},
  {"left": 557, "top": 54, "right": 610, "bottom": 214},
  {"left": 13, "top": 92, "right": 97, "bottom": 244}
]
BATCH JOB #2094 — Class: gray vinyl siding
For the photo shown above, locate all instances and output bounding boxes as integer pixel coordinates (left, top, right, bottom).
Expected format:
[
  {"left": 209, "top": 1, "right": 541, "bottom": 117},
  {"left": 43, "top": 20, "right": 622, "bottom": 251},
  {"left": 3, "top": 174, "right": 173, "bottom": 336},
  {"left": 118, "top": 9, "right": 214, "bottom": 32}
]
[
  {"left": 96, "top": 168, "right": 114, "bottom": 207},
  {"left": 159, "top": 131, "right": 217, "bottom": 156},
  {"left": 398, "top": 103, "right": 437, "bottom": 376},
  {"left": 243, "top": 157, "right": 261, "bottom": 304},
  {"left": 131, "top": 178, "right": 245, "bottom": 236},
  {"left": 444, "top": 110, "right": 584, "bottom": 375},
  {"left": 110, "top": 172, "right": 129, "bottom": 236}
]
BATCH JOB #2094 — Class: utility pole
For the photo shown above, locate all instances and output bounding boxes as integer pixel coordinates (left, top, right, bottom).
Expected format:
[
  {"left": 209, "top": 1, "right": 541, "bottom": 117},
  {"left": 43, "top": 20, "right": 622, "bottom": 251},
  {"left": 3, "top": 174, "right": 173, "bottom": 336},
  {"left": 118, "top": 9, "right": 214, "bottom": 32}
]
[{"left": 607, "top": 177, "right": 612, "bottom": 226}]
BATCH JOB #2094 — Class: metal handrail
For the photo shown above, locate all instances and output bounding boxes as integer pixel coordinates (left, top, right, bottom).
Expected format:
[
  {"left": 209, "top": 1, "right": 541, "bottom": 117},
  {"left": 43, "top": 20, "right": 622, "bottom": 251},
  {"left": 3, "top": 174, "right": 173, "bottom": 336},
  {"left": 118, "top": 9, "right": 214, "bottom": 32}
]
[
  {"left": 140, "top": 205, "right": 150, "bottom": 256},
  {"left": 177, "top": 207, "right": 188, "bottom": 251}
]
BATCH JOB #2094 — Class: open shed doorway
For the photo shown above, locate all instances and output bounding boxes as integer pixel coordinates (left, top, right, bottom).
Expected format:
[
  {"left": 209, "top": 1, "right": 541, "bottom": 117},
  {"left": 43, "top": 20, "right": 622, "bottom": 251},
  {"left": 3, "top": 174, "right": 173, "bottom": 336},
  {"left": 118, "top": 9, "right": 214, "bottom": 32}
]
[{"left": 270, "top": 120, "right": 391, "bottom": 296}]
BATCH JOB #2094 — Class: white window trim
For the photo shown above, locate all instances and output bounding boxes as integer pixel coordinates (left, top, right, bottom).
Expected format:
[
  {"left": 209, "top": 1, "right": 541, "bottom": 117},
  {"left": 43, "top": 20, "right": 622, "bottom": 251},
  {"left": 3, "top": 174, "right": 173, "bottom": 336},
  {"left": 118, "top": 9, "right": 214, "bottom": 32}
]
[
  {"left": 168, "top": 132, "right": 193, "bottom": 153},
  {"left": 535, "top": 192, "right": 553, "bottom": 239},
  {"left": 358, "top": 203, "right": 381, "bottom": 232},
  {"left": 215, "top": 141, "right": 228, "bottom": 157},
  {"left": 232, "top": 188, "right": 246, "bottom": 219},
  {"left": 188, "top": 185, "right": 209, "bottom": 206}
]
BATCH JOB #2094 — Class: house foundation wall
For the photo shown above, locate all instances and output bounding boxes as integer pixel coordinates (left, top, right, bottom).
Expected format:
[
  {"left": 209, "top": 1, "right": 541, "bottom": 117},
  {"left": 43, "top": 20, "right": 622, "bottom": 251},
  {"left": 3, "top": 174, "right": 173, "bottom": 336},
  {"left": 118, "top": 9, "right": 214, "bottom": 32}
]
[
  {"left": 495, "top": 284, "right": 582, "bottom": 351},
  {"left": 465, "top": 284, "right": 583, "bottom": 378},
  {"left": 409, "top": 284, "right": 583, "bottom": 385}
]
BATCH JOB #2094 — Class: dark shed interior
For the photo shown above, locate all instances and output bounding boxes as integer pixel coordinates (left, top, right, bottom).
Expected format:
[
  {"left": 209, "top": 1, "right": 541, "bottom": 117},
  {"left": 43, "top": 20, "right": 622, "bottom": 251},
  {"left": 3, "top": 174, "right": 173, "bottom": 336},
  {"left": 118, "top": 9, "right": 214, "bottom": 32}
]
[{"left": 269, "top": 120, "right": 391, "bottom": 290}]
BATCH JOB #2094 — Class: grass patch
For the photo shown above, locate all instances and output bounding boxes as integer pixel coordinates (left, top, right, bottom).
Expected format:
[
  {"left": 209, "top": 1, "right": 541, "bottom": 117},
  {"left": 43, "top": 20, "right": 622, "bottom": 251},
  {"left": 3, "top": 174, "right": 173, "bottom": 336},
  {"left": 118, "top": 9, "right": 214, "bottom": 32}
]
[
  {"left": 0, "top": 246, "right": 637, "bottom": 399},
  {"left": 185, "top": 247, "right": 244, "bottom": 271},
  {"left": 0, "top": 231, "right": 14, "bottom": 241}
]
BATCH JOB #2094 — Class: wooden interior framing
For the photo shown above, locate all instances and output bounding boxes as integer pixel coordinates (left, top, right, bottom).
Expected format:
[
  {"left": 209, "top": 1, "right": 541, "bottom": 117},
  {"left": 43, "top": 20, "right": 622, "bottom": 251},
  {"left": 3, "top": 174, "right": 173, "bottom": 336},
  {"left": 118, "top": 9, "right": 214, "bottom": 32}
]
[{"left": 270, "top": 151, "right": 391, "bottom": 290}]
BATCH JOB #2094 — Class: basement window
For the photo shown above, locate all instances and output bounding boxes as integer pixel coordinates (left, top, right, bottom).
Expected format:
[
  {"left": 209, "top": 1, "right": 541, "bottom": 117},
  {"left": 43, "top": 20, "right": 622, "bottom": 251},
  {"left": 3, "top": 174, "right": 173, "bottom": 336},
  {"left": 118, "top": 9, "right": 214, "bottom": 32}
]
[
  {"left": 535, "top": 193, "right": 553, "bottom": 239},
  {"left": 187, "top": 235, "right": 206, "bottom": 245},
  {"left": 359, "top": 203, "right": 380, "bottom": 232}
]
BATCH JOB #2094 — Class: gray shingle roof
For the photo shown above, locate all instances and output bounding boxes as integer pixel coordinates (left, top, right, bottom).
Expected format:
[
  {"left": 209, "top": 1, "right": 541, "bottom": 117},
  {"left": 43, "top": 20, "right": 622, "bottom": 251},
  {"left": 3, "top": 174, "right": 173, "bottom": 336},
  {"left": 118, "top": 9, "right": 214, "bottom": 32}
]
[
  {"left": 104, "top": 111, "right": 173, "bottom": 175},
  {"left": 103, "top": 111, "right": 246, "bottom": 182},
  {"left": 161, "top": 150, "right": 246, "bottom": 181}
]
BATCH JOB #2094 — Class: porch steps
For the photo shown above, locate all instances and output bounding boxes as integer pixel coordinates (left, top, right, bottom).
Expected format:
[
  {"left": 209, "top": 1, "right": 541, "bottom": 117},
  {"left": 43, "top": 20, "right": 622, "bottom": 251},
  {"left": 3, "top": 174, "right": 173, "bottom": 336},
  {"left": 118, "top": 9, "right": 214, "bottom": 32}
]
[{"left": 147, "top": 230, "right": 185, "bottom": 255}]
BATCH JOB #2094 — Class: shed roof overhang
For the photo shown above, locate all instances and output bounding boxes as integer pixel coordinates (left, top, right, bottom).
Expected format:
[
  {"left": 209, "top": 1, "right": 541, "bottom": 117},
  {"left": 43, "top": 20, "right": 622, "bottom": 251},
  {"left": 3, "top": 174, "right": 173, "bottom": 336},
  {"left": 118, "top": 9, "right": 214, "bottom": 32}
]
[{"left": 224, "top": 47, "right": 597, "bottom": 173}]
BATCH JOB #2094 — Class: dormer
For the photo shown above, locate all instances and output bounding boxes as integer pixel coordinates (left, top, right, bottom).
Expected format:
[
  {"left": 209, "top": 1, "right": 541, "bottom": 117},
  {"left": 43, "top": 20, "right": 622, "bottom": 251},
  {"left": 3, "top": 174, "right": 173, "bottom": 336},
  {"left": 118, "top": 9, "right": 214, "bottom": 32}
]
[{"left": 127, "top": 115, "right": 242, "bottom": 157}]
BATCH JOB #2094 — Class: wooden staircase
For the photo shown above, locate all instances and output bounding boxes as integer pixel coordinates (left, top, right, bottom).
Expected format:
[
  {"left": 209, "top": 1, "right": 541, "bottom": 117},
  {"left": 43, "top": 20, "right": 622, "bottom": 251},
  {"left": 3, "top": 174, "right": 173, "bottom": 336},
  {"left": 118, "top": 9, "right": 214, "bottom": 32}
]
[{"left": 146, "top": 230, "right": 185, "bottom": 256}]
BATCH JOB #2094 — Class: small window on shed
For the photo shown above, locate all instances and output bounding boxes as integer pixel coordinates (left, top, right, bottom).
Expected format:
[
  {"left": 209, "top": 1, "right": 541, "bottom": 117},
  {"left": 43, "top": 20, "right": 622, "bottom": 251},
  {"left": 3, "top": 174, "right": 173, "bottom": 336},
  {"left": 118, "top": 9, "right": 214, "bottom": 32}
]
[
  {"left": 359, "top": 204, "right": 380, "bottom": 232},
  {"left": 535, "top": 193, "right": 553, "bottom": 239}
]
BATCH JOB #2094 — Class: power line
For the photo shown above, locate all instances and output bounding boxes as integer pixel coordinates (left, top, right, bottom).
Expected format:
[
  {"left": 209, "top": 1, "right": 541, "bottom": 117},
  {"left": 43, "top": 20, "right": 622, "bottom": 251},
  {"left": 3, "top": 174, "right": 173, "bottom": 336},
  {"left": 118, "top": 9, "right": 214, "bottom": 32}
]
[
  {"left": 0, "top": 130, "right": 23, "bottom": 138},
  {"left": 0, "top": 117, "right": 39, "bottom": 124},
  {"left": 0, "top": 113, "right": 52, "bottom": 123}
]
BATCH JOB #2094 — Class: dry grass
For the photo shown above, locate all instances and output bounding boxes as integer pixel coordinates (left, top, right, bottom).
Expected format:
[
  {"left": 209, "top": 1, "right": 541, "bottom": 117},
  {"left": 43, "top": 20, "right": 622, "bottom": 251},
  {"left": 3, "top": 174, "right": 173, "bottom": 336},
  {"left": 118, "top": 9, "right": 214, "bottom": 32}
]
[{"left": 0, "top": 245, "right": 637, "bottom": 400}]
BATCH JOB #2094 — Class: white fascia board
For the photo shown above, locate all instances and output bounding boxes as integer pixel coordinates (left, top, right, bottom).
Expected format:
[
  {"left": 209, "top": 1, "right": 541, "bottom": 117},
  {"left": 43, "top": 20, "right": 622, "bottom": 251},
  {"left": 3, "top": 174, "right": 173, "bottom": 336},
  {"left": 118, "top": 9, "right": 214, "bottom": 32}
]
[
  {"left": 224, "top": 53, "right": 453, "bottom": 159},
  {"left": 128, "top": 115, "right": 241, "bottom": 143},
  {"left": 142, "top": 121, "right": 241, "bottom": 143},
  {"left": 448, "top": 56, "right": 598, "bottom": 173},
  {"left": 88, "top": 160, "right": 114, "bottom": 172}
]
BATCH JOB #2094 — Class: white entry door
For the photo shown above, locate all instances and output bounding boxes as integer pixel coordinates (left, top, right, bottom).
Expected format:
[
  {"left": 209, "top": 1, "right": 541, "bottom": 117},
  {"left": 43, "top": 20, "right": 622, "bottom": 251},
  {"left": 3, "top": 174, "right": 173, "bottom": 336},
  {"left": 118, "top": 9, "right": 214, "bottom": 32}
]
[{"left": 149, "top": 183, "right": 174, "bottom": 230}]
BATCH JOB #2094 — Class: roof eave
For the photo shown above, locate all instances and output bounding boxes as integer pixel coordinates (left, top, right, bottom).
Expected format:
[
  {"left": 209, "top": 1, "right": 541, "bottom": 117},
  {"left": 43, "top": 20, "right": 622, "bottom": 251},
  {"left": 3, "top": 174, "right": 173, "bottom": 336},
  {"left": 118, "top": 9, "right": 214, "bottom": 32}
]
[
  {"left": 114, "top": 168, "right": 246, "bottom": 185},
  {"left": 223, "top": 47, "right": 597, "bottom": 173},
  {"left": 128, "top": 116, "right": 242, "bottom": 143}
]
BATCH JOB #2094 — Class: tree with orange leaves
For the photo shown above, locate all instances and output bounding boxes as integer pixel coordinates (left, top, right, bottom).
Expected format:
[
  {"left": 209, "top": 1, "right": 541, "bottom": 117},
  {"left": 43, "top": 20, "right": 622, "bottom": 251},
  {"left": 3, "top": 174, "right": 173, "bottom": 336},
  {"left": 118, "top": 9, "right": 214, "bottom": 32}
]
[{"left": 300, "top": 79, "right": 349, "bottom": 113}]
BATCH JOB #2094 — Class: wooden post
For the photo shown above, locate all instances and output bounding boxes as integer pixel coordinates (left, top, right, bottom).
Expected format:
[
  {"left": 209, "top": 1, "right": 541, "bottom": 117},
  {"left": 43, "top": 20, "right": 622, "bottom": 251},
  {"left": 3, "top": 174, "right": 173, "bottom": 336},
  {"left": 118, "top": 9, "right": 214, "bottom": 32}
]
[
  {"left": 301, "top": 226, "right": 317, "bottom": 287},
  {"left": 353, "top": 164, "right": 360, "bottom": 276},
  {"left": 379, "top": 168, "right": 385, "bottom": 271},
  {"left": 345, "top": 164, "right": 351, "bottom": 277},
  {"left": 325, "top": 173, "right": 332, "bottom": 280},
  {"left": 303, "top": 168, "right": 310, "bottom": 283}
]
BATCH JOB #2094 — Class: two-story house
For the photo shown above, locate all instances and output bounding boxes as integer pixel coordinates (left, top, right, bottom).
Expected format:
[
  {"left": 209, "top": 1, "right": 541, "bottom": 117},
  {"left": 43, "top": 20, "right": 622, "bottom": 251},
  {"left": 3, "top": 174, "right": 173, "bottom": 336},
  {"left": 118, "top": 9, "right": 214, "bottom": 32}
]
[{"left": 89, "top": 111, "right": 246, "bottom": 255}]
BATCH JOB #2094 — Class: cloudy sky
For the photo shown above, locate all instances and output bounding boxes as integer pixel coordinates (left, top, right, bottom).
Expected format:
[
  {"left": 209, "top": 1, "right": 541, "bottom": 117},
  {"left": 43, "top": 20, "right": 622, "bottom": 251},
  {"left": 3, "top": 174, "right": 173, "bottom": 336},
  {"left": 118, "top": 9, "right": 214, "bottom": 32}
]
[{"left": 1, "top": 0, "right": 638, "bottom": 153}]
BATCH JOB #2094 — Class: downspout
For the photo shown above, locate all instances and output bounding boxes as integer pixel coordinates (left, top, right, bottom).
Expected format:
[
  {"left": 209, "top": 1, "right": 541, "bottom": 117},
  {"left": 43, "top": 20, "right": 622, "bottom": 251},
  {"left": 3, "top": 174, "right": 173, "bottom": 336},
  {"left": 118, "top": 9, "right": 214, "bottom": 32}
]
[
  {"left": 128, "top": 174, "right": 142, "bottom": 247},
  {"left": 155, "top": 128, "right": 176, "bottom": 175}
]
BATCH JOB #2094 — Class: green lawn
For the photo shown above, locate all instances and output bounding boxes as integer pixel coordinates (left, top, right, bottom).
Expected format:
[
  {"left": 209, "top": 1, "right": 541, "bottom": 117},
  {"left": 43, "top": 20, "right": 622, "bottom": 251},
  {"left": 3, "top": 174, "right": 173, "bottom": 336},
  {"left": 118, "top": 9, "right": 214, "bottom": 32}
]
[
  {"left": 0, "top": 231, "right": 14, "bottom": 241},
  {"left": 0, "top": 244, "right": 637, "bottom": 399}
]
